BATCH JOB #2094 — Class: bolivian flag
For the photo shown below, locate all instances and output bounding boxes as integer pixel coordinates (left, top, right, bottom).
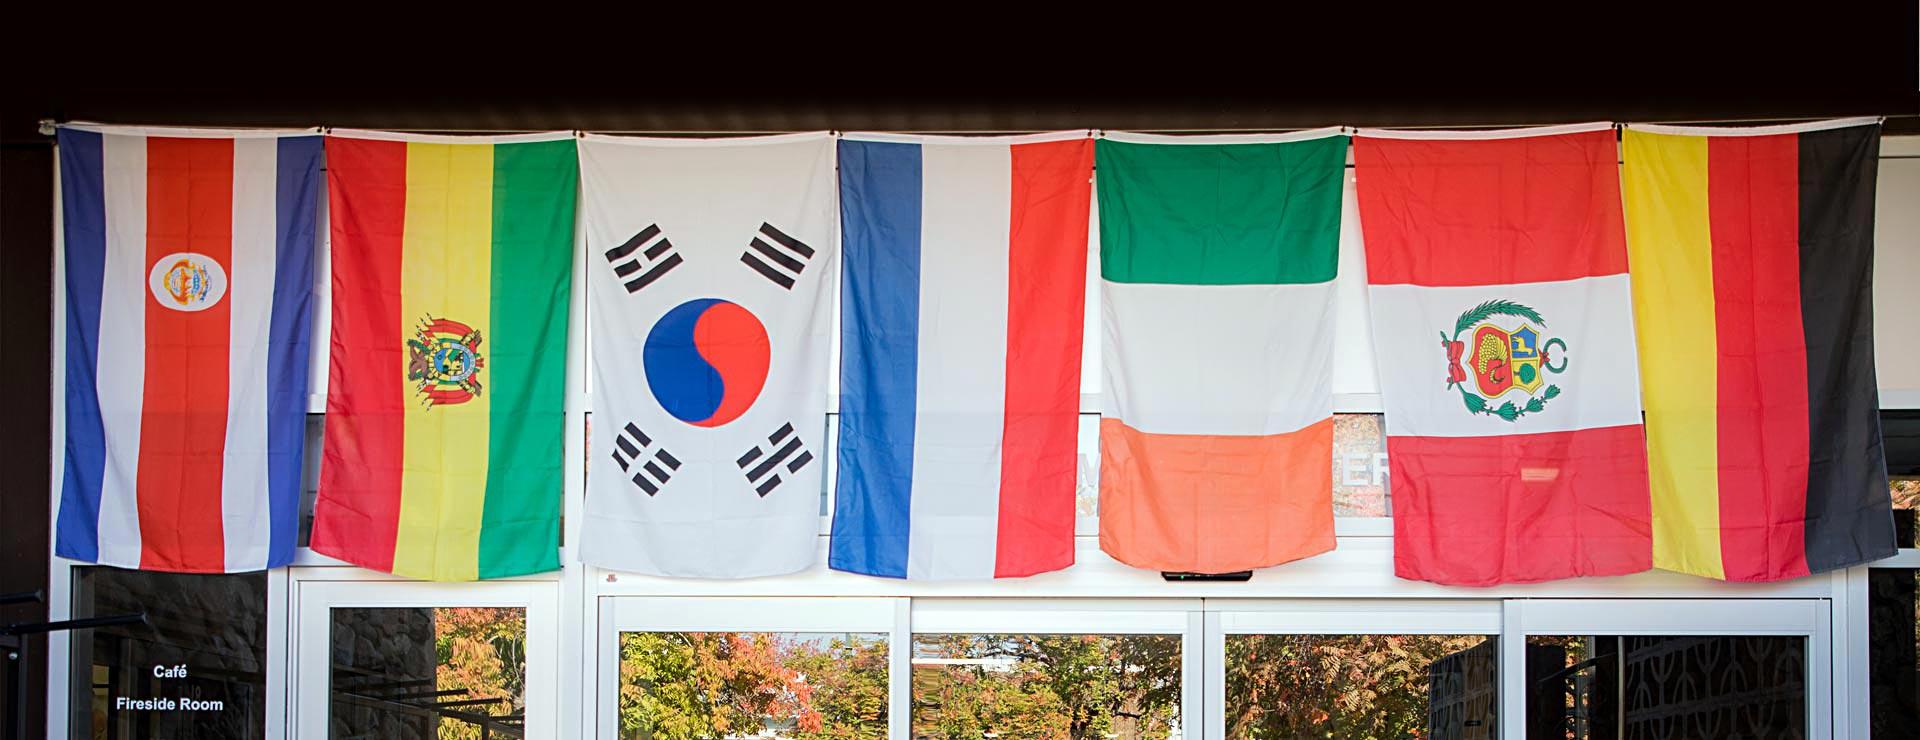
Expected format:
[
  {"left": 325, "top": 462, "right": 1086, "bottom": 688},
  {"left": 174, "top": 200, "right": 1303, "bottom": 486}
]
[
  {"left": 1623, "top": 118, "right": 1895, "bottom": 582},
  {"left": 1096, "top": 130, "right": 1345, "bottom": 574},
  {"left": 314, "top": 131, "right": 577, "bottom": 580}
]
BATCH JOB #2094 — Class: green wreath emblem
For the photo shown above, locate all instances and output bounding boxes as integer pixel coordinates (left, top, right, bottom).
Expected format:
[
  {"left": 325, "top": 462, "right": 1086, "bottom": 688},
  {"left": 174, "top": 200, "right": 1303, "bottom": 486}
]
[{"left": 1440, "top": 299, "right": 1563, "bottom": 422}]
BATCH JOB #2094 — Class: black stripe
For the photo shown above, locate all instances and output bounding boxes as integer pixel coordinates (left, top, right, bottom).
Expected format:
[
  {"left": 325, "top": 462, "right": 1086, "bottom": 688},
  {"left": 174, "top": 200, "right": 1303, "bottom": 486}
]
[
  {"left": 644, "top": 238, "right": 675, "bottom": 261},
  {"left": 755, "top": 474, "right": 782, "bottom": 497},
  {"left": 748, "top": 438, "right": 803, "bottom": 481},
  {"left": 614, "top": 435, "right": 641, "bottom": 459},
  {"left": 623, "top": 423, "right": 650, "bottom": 447},
  {"left": 740, "top": 254, "right": 796, "bottom": 289},
  {"left": 624, "top": 253, "right": 684, "bottom": 293},
  {"left": 1797, "top": 123, "right": 1896, "bottom": 572},
  {"left": 737, "top": 447, "right": 764, "bottom": 468},
  {"left": 611, "top": 452, "right": 629, "bottom": 472},
  {"left": 785, "top": 450, "right": 813, "bottom": 474},
  {"left": 770, "top": 422, "right": 795, "bottom": 444},
  {"left": 605, "top": 224, "right": 661, "bottom": 262},
  {"left": 758, "top": 222, "right": 814, "bottom": 258},
  {"left": 655, "top": 449, "right": 681, "bottom": 470},
  {"left": 748, "top": 238, "right": 806, "bottom": 273},
  {"left": 631, "top": 472, "right": 659, "bottom": 496},
  {"left": 643, "top": 461, "right": 671, "bottom": 483},
  {"left": 611, "top": 259, "right": 642, "bottom": 277}
]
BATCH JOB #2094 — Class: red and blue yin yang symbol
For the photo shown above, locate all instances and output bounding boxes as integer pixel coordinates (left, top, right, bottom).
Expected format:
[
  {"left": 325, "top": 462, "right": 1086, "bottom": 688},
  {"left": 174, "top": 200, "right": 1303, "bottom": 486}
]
[{"left": 643, "top": 298, "right": 770, "bottom": 427}]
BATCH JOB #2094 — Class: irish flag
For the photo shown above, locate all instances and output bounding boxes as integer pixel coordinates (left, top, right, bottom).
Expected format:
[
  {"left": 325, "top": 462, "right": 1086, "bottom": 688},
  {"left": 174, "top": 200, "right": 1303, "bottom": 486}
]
[
  {"left": 1623, "top": 118, "right": 1895, "bottom": 582},
  {"left": 1096, "top": 130, "right": 1345, "bottom": 574},
  {"left": 313, "top": 131, "right": 577, "bottom": 581},
  {"left": 1355, "top": 124, "right": 1652, "bottom": 586}
]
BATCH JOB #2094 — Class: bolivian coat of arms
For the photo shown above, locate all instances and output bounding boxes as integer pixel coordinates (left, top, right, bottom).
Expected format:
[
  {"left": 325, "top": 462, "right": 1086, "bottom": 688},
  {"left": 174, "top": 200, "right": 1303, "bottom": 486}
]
[
  {"left": 1442, "top": 300, "right": 1567, "bottom": 422},
  {"left": 407, "top": 315, "right": 485, "bottom": 408}
]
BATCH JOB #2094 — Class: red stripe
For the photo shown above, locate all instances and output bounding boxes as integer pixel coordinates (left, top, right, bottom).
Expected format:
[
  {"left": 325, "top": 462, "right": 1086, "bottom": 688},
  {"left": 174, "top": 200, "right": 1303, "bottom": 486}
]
[
  {"left": 994, "top": 139, "right": 1093, "bottom": 577},
  {"left": 312, "top": 137, "right": 408, "bottom": 572},
  {"left": 1708, "top": 135, "right": 1812, "bottom": 581},
  {"left": 1389, "top": 425, "right": 1652, "bottom": 586},
  {"left": 1355, "top": 131, "right": 1630, "bottom": 286},
  {"left": 136, "top": 138, "right": 234, "bottom": 572}
]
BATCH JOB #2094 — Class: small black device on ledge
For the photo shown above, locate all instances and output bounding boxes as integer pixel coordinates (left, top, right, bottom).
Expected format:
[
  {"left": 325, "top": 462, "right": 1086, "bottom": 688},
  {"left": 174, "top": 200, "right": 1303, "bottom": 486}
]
[{"left": 1160, "top": 571, "right": 1252, "bottom": 582}]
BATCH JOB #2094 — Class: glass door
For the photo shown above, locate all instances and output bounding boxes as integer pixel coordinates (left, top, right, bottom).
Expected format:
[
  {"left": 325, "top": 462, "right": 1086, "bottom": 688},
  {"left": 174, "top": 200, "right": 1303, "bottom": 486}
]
[
  {"left": 596, "top": 597, "right": 904, "bottom": 739},
  {"left": 1506, "top": 598, "right": 1832, "bottom": 740},
  {"left": 291, "top": 577, "right": 558, "bottom": 739}
]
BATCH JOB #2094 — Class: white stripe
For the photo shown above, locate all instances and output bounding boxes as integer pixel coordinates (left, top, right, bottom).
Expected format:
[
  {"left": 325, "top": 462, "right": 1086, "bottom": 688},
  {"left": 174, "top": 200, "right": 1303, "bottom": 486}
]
[
  {"left": 221, "top": 138, "right": 278, "bottom": 572},
  {"left": 906, "top": 144, "right": 1013, "bottom": 580},
  {"left": 94, "top": 134, "right": 147, "bottom": 567},
  {"left": 578, "top": 131, "right": 832, "bottom": 147},
  {"left": 1099, "top": 127, "right": 1346, "bottom": 145},
  {"left": 1625, "top": 116, "right": 1883, "bottom": 137},
  {"left": 1354, "top": 122, "right": 1615, "bottom": 140},
  {"left": 1102, "top": 280, "right": 1334, "bottom": 436},
  {"left": 1368, "top": 274, "right": 1644, "bottom": 437},
  {"left": 841, "top": 130, "right": 1089, "bottom": 146}
]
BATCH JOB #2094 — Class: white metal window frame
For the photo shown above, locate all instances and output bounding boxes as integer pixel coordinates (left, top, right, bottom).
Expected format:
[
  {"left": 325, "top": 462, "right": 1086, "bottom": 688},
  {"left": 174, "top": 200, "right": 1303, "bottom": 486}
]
[
  {"left": 288, "top": 576, "right": 560, "bottom": 740},
  {"left": 1847, "top": 547, "right": 1920, "bottom": 738}
]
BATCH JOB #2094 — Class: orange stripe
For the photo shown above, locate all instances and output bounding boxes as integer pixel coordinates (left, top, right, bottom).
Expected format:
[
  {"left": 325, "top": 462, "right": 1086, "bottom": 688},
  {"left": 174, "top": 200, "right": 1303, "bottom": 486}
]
[{"left": 1098, "top": 417, "right": 1334, "bottom": 573}]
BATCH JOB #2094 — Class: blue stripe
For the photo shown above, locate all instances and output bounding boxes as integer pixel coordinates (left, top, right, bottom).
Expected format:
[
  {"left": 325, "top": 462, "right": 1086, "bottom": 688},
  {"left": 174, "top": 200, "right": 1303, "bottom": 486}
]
[
  {"left": 828, "top": 140, "right": 922, "bottom": 578},
  {"left": 264, "top": 136, "right": 323, "bottom": 567},
  {"left": 54, "top": 129, "right": 108, "bottom": 563}
]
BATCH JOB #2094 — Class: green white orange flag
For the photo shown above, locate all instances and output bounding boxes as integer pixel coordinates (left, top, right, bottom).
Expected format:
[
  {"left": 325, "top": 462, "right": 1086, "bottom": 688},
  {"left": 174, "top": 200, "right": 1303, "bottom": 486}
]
[
  {"left": 1623, "top": 118, "right": 1896, "bottom": 581},
  {"left": 1096, "top": 130, "right": 1346, "bottom": 574},
  {"left": 313, "top": 131, "right": 578, "bottom": 580}
]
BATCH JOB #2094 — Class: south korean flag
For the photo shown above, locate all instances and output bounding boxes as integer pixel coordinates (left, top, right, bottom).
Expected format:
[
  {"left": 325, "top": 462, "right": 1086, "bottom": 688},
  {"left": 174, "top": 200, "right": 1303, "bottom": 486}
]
[{"left": 579, "top": 133, "right": 836, "bottom": 578}]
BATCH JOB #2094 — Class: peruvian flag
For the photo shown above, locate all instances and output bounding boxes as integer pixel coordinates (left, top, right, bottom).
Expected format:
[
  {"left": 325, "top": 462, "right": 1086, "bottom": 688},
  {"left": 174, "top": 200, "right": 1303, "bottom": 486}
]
[{"left": 1354, "top": 124, "right": 1652, "bottom": 586}]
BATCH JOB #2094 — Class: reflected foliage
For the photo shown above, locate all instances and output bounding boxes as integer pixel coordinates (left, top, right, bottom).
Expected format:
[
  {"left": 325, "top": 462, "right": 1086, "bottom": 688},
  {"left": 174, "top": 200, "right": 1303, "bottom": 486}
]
[
  {"left": 1226, "top": 634, "right": 1491, "bottom": 740},
  {"left": 434, "top": 607, "right": 527, "bottom": 740},
  {"left": 911, "top": 633, "right": 1181, "bottom": 739},
  {"left": 618, "top": 632, "right": 888, "bottom": 739}
]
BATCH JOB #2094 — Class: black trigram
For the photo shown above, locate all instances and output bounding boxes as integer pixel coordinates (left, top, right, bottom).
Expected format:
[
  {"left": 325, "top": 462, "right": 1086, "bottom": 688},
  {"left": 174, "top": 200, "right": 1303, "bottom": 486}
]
[
  {"left": 736, "top": 422, "right": 814, "bottom": 497},
  {"left": 605, "top": 224, "right": 682, "bottom": 293},
  {"left": 739, "top": 222, "right": 815, "bottom": 290},
  {"left": 611, "top": 422, "right": 680, "bottom": 496}
]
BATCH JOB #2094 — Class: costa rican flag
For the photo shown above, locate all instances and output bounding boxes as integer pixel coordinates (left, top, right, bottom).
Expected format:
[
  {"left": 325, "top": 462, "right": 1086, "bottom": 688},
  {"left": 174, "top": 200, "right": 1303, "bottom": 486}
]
[
  {"left": 55, "top": 125, "right": 322, "bottom": 573},
  {"left": 829, "top": 132, "right": 1094, "bottom": 579}
]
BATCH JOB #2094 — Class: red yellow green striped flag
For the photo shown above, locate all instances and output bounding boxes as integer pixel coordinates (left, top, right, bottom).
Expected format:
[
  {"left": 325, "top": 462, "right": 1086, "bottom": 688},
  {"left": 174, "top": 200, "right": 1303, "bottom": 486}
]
[
  {"left": 314, "top": 131, "right": 577, "bottom": 580},
  {"left": 1623, "top": 118, "right": 1895, "bottom": 582}
]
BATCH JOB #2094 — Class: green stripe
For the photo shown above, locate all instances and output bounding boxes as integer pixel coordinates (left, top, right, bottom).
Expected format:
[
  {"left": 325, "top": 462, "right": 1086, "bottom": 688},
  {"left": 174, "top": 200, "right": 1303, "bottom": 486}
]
[
  {"left": 479, "top": 139, "right": 577, "bottom": 578},
  {"left": 1097, "top": 136, "right": 1346, "bottom": 285}
]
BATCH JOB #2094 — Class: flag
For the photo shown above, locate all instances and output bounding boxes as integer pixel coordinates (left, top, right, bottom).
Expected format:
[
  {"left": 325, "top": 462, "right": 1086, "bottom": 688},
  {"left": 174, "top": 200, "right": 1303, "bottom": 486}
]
[
  {"left": 828, "top": 133, "right": 1093, "bottom": 580},
  {"left": 1096, "top": 130, "right": 1345, "bottom": 574},
  {"left": 1623, "top": 117, "right": 1894, "bottom": 581},
  {"left": 54, "top": 125, "right": 321, "bottom": 573},
  {"left": 313, "top": 131, "right": 577, "bottom": 581},
  {"left": 579, "top": 133, "right": 836, "bottom": 578},
  {"left": 1354, "top": 124, "right": 1652, "bottom": 586}
]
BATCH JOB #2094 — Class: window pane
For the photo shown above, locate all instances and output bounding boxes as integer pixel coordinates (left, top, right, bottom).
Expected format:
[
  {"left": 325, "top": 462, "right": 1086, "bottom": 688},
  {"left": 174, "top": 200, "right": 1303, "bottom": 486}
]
[
  {"left": 1333, "top": 414, "right": 1390, "bottom": 517},
  {"left": 69, "top": 568, "right": 267, "bottom": 740},
  {"left": 618, "top": 631, "right": 888, "bottom": 738},
  {"left": 1224, "top": 634, "right": 1494, "bottom": 739},
  {"left": 1526, "top": 635, "right": 1805, "bottom": 739},
  {"left": 330, "top": 607, "right": 527, "bottom": 739},
  {"left": 912, "top": 633, "right": 1181, "bottom": 739},
  {"left": 1870, "top": 566, "right": 1919, "bottom": 740}
]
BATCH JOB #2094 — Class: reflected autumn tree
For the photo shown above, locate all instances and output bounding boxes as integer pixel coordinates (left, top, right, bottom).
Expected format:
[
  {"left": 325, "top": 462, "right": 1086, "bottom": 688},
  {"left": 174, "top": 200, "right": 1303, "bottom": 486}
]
[
  {"left": 1226, "top": 634, "right": 1491, "bottom": 740},
  {"left": 911, "top": 633, "right": 1182, "bottom": 740},
  {"left": 435, "top": 607, "right": 528, "bottom": 740},
  {"left": 619, "top": 632, "right": 888, "bottom": 739}
]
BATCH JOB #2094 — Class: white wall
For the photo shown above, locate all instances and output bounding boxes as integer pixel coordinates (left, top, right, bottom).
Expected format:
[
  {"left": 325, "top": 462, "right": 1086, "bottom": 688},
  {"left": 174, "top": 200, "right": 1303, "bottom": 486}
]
[{"left": 1873, "top": 136, "right": 1920, "bottom": 403}]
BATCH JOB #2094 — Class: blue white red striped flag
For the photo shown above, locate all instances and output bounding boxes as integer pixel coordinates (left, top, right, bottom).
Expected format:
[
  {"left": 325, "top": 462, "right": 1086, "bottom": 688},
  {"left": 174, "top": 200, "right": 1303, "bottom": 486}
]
[
  {"left": 55, "top": 125, "right": 322, "bottom": 573},
  {"left": 829, "top": 132, "right": 1094, "bottom": 579}
]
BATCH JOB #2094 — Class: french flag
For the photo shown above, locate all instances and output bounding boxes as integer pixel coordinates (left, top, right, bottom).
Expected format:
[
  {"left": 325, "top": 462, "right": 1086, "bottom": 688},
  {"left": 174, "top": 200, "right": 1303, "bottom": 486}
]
[
  {"left": 55, "top": 127, "right": 322, "bottom": 573},
  {"left": 830, "top": 132, "right": 1093, "bottom": 579}
]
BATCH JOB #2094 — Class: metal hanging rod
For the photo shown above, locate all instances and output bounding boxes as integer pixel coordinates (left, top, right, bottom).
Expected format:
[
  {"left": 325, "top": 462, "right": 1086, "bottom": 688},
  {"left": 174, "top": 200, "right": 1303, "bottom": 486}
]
[{"left": 39, "top": 113, "right": 1918, "bottom": 137}]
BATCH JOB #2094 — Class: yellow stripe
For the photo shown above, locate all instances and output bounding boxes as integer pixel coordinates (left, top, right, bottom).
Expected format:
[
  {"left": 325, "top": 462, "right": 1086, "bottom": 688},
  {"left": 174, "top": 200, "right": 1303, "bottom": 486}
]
[
  {"left": 1622, "top": 130, "right": 1723, "bottom": 579},
  {"left": 395, "top": 142, "right": 494, "bottom": 581}
]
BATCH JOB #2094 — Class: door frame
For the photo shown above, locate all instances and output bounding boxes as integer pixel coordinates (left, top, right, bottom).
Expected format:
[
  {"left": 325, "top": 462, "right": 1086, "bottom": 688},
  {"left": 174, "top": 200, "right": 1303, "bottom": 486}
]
[{"left": 289, "top": 574, "right": 559, "bottom": 739}]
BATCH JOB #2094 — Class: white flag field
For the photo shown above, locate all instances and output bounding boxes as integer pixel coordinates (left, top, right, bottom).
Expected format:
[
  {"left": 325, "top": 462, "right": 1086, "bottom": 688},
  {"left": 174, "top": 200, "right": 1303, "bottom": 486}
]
[{"left": 578, "top": 133, "right": 837, "bottom": 578}]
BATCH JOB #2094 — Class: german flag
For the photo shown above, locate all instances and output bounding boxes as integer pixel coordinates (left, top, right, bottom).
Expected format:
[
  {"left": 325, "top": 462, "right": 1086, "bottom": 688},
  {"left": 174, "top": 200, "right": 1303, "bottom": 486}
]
[{"left": 1623, "top": 118, "right": 1896, "bottom": 582}]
